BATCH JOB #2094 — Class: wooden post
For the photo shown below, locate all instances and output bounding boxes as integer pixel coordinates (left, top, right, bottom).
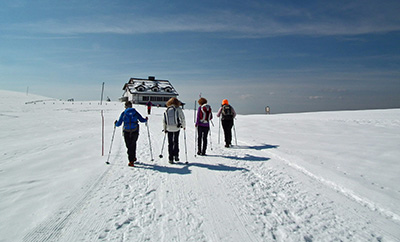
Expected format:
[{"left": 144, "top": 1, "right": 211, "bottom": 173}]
[{"left": 100, "top": 82, "right": 105, "bottom": 105}]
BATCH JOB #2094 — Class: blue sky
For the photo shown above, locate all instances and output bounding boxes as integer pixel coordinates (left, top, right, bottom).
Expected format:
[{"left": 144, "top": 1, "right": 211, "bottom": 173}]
[{"left": 1, "top": 0, "right": 399, "bottom": 114}]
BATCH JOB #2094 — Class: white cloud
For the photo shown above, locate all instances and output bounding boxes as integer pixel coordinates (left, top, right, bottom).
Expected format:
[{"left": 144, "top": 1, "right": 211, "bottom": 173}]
[
  {"left": 10, "top": 2, "right": 400, "bottom": 38},
  {"left": 308, "top": 96, "right": 324, "bottom": 100},
  {"left": 239, "top": 94, "right": 253, "bottom": 100}
]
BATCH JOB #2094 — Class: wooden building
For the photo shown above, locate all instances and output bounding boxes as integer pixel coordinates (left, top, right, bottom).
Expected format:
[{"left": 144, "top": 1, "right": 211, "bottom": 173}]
[{"left": 120, "top": 76, "right": 179, "bottom": 106}]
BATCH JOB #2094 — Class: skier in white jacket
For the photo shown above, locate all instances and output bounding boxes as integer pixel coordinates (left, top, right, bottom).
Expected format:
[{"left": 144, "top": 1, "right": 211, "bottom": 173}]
[{"left": 163, "top": 97, "right": 186, "bottom": 163}]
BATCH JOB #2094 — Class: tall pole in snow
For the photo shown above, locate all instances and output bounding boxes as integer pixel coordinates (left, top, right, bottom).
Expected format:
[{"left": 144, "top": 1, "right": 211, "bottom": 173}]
[
  {"left": 100, "top": 82, "right": 105, "bottom": 105},
  {"left": 100, "top": 82, "right": 105, "bottom": 155}
]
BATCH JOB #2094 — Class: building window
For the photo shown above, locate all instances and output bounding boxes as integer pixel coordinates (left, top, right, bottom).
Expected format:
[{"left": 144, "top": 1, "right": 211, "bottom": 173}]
[
  {"left": 136, "top": 85, "right": 145, "bottom": 92},
  {"left": 150, "top": 96, "right": 157, "bottom": 101},
  {"left": 142, "top": 96, "right": 149, "bottom": 101},
  {"left": 164, "top": 97, "right": 170, "bottom": 101}
]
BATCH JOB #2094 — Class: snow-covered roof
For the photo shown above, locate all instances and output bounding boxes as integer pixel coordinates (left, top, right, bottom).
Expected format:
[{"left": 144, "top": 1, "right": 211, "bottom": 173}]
[{"left": 123, "top": 76, "right": 178, "bottom": 96}]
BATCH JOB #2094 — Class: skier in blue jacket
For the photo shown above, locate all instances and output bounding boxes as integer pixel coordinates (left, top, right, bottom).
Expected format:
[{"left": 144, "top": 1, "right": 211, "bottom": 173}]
[{"left": 115, "top": 101, "right": 148, "bottom": 166}]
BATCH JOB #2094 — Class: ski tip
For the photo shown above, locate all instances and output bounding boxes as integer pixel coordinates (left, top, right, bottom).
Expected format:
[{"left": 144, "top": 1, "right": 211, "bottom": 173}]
[{"left": 105, "top": 162, "right": 110, "bottom": 165}]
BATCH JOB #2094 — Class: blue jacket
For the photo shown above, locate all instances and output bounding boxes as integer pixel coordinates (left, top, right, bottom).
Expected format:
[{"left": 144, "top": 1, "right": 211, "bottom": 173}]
[{"left": 115, "top": 108, "right": 147, "bottom": 131}]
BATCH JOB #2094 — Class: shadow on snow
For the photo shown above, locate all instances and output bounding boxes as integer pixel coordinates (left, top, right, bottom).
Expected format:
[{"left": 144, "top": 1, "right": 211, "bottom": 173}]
[
  {"left": 188, "top": 162, "right": 249, "bottom": 172},
  {"left": 207, "top": 154, "right": 271, "bottom": 162},
  {"left": 135, "top": 161, "right": 248, "bottom": 174},
  {"left": 231, "top": 144, "right": 279, "bottom": 150},
  {"left": 136, "top": 163, "right": 191, "bottom": 175}
]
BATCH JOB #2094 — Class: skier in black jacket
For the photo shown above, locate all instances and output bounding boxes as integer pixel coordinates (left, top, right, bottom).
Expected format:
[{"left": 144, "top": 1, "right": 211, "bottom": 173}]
[{"left": 216, "top": 99, "right": 236, "bottom": 148}]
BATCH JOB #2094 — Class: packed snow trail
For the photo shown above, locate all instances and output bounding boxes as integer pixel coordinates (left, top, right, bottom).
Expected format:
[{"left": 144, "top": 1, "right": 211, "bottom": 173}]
[
  {"left": 2, "top": 91, "right": 399, "bottom": 241},
  {"left": 20, "top": 103, "right": 400, "bottom": 241}
]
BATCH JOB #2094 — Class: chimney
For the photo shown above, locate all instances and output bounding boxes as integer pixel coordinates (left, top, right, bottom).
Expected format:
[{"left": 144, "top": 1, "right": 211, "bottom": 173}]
[{"left": 148, "top": 76, "right": 155, "bottom": 81}]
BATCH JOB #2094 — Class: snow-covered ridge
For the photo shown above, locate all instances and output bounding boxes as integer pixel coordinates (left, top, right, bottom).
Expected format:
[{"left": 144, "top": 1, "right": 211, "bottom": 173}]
[{"left": 1, "top": 90, "right": 399, "bottom": 241}]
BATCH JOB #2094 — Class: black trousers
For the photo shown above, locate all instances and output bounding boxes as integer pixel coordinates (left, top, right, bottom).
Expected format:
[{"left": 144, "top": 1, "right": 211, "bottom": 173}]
[
  {"left": 197, "top": 126, "right": 209, "bottom": 153},
  {"left": 222, "top": 119, "right": 234, "bottom": 145},
  {"left": 123, "top": 130, "right": 139, "bottom": 162},
  {"left": 168, "top": 131, "right": 180, "bottom": 160}
]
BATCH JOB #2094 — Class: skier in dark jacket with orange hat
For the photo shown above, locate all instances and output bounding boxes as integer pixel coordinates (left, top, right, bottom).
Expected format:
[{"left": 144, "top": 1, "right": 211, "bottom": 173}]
[{"left": 217, "top": 99, "right": 236, "bottom": 147}]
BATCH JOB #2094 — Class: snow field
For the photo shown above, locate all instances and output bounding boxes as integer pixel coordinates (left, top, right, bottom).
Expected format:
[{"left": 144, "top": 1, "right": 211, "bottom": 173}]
[{"left": 1, "top": 90, "right": 400, "bottom": 241}]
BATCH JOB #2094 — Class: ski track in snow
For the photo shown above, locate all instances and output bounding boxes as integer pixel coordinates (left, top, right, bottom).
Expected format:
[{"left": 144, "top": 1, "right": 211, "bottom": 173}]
[
  {"left": 223, "top": 143, "right": 397, "bottom": 241},
  {"left": 5, "top": 97, "right": 396, "bottom": 241},
  {"left": 22, "top": 142, "right": 124, "bottom": 242},
  {"left": 208, "top": 149, "right": 361, "bottom": 241},
  {"left": 269, "top": 148, "right": 400, "bottom": 223},
  {"left": 24, "top": 135, "right": 398, "bottom": 241}
]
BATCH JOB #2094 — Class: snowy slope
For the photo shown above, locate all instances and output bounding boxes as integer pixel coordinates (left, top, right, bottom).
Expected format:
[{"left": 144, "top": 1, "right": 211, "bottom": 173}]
[{"left": 1, "top": 90, "right": 399, "bottom": 241}]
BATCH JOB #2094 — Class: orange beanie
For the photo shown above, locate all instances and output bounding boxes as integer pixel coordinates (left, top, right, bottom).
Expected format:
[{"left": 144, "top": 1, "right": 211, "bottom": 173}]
[{"left": 222, "top": 99, "right": 229, "bottom": 105}]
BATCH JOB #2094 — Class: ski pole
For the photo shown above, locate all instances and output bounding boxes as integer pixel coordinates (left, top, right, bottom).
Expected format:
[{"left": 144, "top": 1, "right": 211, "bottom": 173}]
[
  {"left": 159, "top": 132, "right": 167, "bottom": 158},
  {"left": 209, "top": 127, "right": 213, "bottom": 151},
  {"left": 194, "top": 102, "right": 198, "bottom": 157},
  {"left": 233, "top": 122, "right": 237, "bottom": 146},
  {"left": 194, "top": 126, "right": 198, "bottom": 157},
  {"left": 218, "top": 116, "right": 221, "bottom": 144},
  {"left": 146, "top": 121, "right": 154, "bottom": 161},
  {"left": 184, "top": 129, "right": 188, "bottom": 164},
  {"left": 193, "top": 100, "right": 197, "bottom": 123},
  {"left": 106, "top": 124, "right": 117, "bottom": 164}
]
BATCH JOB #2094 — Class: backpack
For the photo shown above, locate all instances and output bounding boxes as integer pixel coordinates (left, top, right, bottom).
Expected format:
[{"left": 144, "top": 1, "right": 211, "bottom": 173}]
[
  {"left": 124, "top": 109, "right": 139, "bottom": 132},
  {"left": 164, "top": 106, "right": 181, "bottom": 127},
  {"left": 199, "top": 104, "right": 212, "bottom": 123},
  {"left": 221, "top": 105, "right": 233, "bottom": 120}
]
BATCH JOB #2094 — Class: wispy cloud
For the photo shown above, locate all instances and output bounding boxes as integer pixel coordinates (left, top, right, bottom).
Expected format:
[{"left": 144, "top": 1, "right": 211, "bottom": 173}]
[
  {"left": 308, "top": 96, "right": 324, "bottom": 100},
  {"left": 8, "top": 2, "right": 400, "bottom": 38},
  {"left": 2, "top": 34, "right": 79, "bottom": 40},
  {"left": 239, "top": 94, "right": 254, "bottom": 100}
]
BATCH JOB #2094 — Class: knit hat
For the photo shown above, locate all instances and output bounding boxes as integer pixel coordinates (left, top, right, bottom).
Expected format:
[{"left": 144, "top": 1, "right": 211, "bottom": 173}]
[
  {"left": 222, "top": 99, "right": 229, "bottom": 105},
  {"left": 125, "top": 101, "right": 132, "bottom": 108}
]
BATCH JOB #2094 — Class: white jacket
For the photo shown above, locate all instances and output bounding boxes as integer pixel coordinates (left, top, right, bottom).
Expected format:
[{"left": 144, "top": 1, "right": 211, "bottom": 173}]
[{"left": 163, "top": 105, "right": 186, "bottom": 132}]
